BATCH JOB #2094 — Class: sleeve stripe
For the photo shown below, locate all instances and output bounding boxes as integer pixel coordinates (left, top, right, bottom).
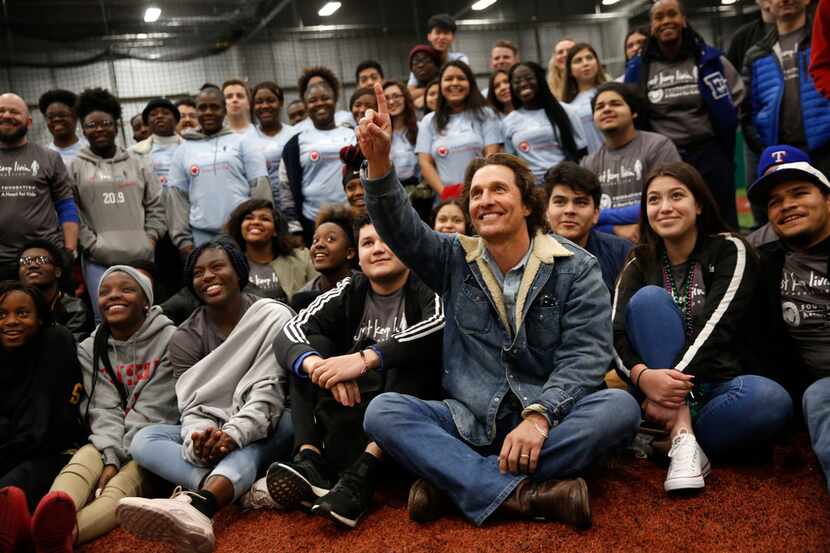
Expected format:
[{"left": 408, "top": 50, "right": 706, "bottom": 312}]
[
  {"left": 393, "top": 293, "right": 445, "bottom": 342},
  {"left": 283, "top": 277, "right": 352, "bottom": 344},
  {"left": 675, "top": 236, "right": 747, "bottom": 372},
  {"left": 611, "top": 256, "right": 639, "bottom": 377}
]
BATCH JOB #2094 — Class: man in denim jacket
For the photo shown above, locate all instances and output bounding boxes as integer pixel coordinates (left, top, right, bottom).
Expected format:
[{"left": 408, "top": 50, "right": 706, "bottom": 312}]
[{"left": 357, "top": 84, "right": 641, "bottom": 529}]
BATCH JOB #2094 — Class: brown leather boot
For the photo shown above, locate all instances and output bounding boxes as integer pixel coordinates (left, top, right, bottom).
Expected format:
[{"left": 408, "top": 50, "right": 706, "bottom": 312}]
[
  {"left": 407, "top": 479, "right": 451, "bottom": 523},
  {"left": 497, "top": 478, "right": 591, "bottom": 529}
]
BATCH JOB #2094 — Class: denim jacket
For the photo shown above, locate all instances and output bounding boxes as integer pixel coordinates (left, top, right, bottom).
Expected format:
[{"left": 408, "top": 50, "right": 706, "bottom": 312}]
[{"left": 363, "top": 167, "right": 613, "bottom": 446}]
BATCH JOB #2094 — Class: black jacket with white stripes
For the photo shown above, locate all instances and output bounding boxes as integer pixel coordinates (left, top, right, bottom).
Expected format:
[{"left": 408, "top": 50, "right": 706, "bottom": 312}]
[
  {"left": 612, "top": 233, "right": 761, "bottom": 384},
  {"left": 276, "top": 271, "right": 444, "bottom": 380}
]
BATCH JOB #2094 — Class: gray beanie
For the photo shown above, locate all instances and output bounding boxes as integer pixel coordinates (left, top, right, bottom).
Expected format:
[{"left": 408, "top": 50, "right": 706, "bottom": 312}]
[{"left": 98, "top": 265, "right": 154, "bottom": 306}]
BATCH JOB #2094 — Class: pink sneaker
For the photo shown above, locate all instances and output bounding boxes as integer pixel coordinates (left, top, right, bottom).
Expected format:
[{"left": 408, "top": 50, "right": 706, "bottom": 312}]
[{"left": 0, "top": 486, "right": 32, "bottom": 553}]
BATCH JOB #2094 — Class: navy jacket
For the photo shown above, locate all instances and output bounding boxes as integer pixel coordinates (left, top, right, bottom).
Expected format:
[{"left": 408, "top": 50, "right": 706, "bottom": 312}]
[
  {"left": 585, "top": 230, "right": 632, "bottom": 292},
  {"left": 625, "top": 29, "right": 739, "bottom": 153}
]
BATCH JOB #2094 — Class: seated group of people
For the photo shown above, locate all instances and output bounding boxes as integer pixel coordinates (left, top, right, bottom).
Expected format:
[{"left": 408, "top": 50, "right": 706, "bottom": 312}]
[{"left": 1, "top": 91, "right": 829, "bottom": 553}]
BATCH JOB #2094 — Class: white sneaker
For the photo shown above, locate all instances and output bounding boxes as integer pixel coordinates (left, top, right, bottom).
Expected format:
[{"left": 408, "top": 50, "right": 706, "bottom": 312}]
[
  {"left": 116, "top": 488, "right": 216, "bottom": 553},
  {"left": 239, "top": 477, "right": 283, "bottom": 511},
  {"left": 664, "top": 432, "right": 711, "bottom": 492}
]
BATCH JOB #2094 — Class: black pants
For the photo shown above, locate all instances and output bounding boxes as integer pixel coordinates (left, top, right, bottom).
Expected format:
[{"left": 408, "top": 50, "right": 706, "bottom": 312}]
[
  {"left": 679, "top": 138, "right": 739, "bottom": 229},
  {"left": 290, "top": 344, "right": 440, "bottom": 475},
  {"left": 1, "top": 453, "right": 72, "bottom": 511}
]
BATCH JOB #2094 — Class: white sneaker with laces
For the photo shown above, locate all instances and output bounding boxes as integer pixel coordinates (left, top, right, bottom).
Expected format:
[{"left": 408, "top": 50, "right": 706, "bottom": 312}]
[
  {"left": 239, "top": 477, "right": 284, "bottom": 511},
  {"left": 116, "top": 487, "right": 215, "bottom": 553},
  {"left": 664, "top": 432, "right": 711, "bottom": 492}
]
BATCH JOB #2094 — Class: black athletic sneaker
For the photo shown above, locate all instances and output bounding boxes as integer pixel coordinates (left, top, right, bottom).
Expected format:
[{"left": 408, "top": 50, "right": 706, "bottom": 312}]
[
  {"left": 312, "top": 453, "right": 379, "bottom": 528},
  {"left": 266, "top": 449, "right": 332, "bottom": 511}
]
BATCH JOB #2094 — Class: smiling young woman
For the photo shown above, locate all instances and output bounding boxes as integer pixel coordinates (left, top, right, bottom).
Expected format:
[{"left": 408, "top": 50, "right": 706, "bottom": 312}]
[{"left": 612, "top": 161, "right": 792, "bottom": 494}]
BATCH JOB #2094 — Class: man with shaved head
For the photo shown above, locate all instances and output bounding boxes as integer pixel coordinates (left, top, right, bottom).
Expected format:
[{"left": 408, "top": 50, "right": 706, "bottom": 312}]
[{"left": 0, "top": 92, "right": 79, "bottom": 280}]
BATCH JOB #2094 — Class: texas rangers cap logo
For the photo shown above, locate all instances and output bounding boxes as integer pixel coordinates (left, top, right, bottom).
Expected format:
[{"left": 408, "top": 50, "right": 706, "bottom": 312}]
[
  {"left": 190, "top": 165, "right": 200, "bottom": 176},
  {"left": 519, "top": 141, "right": 530, "bottom": 153},
  {"left": 310, "top": 151, "right": 320, "bottom": 162},
  {"left": 437, "top": 146, "right": 449, "bottom": 158},
  {"left": 771, "top": 150, "right": 788, "bottom": 163}
]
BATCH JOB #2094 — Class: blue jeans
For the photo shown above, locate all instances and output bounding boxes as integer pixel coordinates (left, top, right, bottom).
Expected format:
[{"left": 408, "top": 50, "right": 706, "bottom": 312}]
[
  {"left": 192, "top": 228, "right": 219, "bottom": 247},
  {"left": 626, "top": 286, "right": 792, "bottom": 458},
  {"left": 130, "top": 411, "right": 293, "bottom": 500},
  {"left": 364, "top": 389, "right": 640, "bottom": 526},
  {"left": 803, "top": 377, "right": 830, "bottom": 492},
  {"left": 82, "top": 257, "right": 109, "bottom": 324}
]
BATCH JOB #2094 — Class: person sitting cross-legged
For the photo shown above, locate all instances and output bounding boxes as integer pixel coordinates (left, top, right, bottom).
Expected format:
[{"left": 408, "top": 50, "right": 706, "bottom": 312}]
[
  {"left": 257, "top": 213, "right": 444, "bottom": 528},
  {"left": 354, "top": 83, "right": 641, "bottom": 529},
  {"left": 115, "top": 238, "right": 294, "bottom": 553},
  {"left": 612, "top": 161, "right": 792, "bottom": 493}
]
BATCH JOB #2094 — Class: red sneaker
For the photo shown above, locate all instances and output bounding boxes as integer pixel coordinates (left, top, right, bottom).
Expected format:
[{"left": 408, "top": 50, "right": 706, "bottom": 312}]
[
  {"left": 0, "top": 486, "right": 31, "bottom": 553},
  {"left": 31, "top": 492, "right": 75, "bottom": 553}
]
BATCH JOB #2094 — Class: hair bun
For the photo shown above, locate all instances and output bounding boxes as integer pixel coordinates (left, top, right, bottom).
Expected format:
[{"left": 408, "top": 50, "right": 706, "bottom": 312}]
[{"left": 339, "top": 144, "right": 365, "bottom": 169}]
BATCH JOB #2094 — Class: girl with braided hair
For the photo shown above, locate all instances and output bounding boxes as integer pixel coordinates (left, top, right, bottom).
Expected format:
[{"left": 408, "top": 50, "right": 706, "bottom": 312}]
[{"left": 33, "top": 266, "right": 177, "bottom": 551}]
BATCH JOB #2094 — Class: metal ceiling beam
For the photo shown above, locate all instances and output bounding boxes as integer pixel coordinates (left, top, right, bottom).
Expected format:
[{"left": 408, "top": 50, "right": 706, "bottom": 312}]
[{"left": 239, "top": 0, "right": 292, "bottom": 43}]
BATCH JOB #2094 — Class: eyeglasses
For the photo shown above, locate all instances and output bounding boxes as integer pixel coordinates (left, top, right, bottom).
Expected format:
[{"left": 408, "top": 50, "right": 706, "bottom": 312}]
[
  {"left": 19, "top": 255, "right": 53, "bottom": 267},
  {"left": 82, "top": 120, "right": 115, "bottom": 131}
]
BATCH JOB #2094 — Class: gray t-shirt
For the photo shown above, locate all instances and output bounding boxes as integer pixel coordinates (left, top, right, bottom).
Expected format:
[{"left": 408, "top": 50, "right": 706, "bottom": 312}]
[
  {"left": 780, "top": 250, "right": 830, "bottom": 379},
  {"left": 353, "top": 288, "right": 407, "bottom": 344},
  {"left": 645, "top": 56, "right": 744, "bottom": 146},
  {"left": 582, "top": 131, "right": 681, "bottom": 209},
  {"left": 0, "top": 142, "right": 73, "bottom": 269},
  {"left": 169, "top": 293, "right": 257, "bottom": 379},
  {"left": 248, "top": 260, "right": 285, "bottom": 301},
  {"left": 776, "top": 27, "right": 808, "bottom": 148}
]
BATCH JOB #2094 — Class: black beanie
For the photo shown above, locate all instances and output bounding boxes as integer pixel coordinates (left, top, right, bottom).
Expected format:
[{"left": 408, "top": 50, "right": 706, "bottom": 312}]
[{"left": 142, "top": 98, "right": 181, "bottom": 125}]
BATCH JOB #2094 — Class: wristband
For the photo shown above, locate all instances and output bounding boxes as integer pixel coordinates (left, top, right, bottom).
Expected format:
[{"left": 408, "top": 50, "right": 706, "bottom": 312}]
[
  {"left": 635, "top": 367, "right": 649, "bottom": 389},
  {"left": 358, "top": 350, "right": 369, "bottom": 375}
]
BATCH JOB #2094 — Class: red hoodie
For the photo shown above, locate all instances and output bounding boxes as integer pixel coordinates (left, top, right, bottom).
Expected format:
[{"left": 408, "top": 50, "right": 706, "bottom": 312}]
[{"left": 811, "top": 0, "right": 830, "bottom": 99}]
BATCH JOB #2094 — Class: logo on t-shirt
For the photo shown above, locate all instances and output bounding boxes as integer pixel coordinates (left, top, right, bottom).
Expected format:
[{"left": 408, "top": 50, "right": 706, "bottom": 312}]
[
  {"left": 190, "top": 165, "right": 200, "bottom": 176},
  {"left": 310, "top": 151, "right": 320, "bottom": 162},
  {"left": 0, "top": 160, "right": 41, "bottom": 177},
  {"left": 437, "top": 146, "right": 449, "bottom": 158},
  {"left": 519, "top": 141, "right": 530, "bottom": 153}
]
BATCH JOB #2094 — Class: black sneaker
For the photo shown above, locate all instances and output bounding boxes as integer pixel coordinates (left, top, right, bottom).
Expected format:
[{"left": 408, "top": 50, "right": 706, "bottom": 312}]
[
  {"left": 312, "top": 453, "right": 379, "bottom": 528},
  {"left": 266, "top": 449, "right": 332, "bottom": 511}
]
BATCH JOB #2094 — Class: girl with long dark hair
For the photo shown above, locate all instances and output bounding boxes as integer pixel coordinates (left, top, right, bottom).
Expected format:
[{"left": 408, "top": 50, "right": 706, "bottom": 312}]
[
  {"left": 503, "top": 61, "right": 586, "bottom": 183},
  {"left": 561, "top": 43, "right": 608, "bottom": 153},
  {"left": 415, "top": 60, "right": 503, "bottom": 200},
  {"left": 612, "top": 161, "right": 791, "bottom": 494},
  {"left": 486, "top": 69, "right": 513, "bottom": 117},
  {"left": 383, "top": 81, "right": 420, "bottom": 184}
]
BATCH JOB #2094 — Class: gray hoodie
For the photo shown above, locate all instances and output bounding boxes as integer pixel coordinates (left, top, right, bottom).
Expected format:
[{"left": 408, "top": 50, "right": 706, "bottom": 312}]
[
  {"left": 79, "top": 307, "right": 179, "bottom": 468},
  {"left": 69, "top": 146, "right": 166, "bottom": 266}
]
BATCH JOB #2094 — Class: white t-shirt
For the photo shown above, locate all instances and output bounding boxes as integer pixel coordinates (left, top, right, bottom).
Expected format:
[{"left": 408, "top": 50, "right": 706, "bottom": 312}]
[
  {"left": 502, "top": 107, "right": 586, "bottom": 183},
  {"left": 567, "top": 89, "right": 604, "bottom": 154},
  {"left": 415, "top": 107, "right": 504, "bottom": 186},
  {"left": 296, "top": 126, "right": 355, "bottom": 221}
]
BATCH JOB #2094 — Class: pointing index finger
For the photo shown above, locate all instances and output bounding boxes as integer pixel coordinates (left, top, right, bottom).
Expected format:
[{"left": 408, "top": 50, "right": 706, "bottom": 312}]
[{"left": 374, "top": 81, "right": 388, "bottom": 116}]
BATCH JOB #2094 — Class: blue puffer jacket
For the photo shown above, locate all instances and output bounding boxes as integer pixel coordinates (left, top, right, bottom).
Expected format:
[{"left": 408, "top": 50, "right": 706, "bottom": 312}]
[
  {"left": 741, "top": 21, "right": 830, "bottom": 154},
  {"left": 625, "top": 29, "right": 739, "bottom": 153},
  {"left": 363, "top": 167, "right": 613, "bottom": 446}
]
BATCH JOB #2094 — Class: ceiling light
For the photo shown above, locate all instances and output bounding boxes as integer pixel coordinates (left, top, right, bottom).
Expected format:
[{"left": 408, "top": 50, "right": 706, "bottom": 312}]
[
  {"left": 602, "top": 0, "right": 621, "bottom": 5},
  {"left": 143, "top": 7, "right": 161, "bottom": 23},
  {"left": 721, "top": 0, "right": 738, "bottom": 4},
  {"left": 471, "top": 0, "right": 498, "bottom": 10},
  {"left": 318, "top": 2, "right": 341, "bottom": 16}
]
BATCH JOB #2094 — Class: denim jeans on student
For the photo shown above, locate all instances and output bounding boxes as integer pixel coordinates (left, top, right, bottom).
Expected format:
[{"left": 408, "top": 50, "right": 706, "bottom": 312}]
[
  {"left": 625, "top": 286, "right": 792, "bottom": 458},
  {"left": 129, "top": 411, "right": 293, "bottom": 500},
  {"left": 364, "top": 389, "right": 640, "bottom": 526},
  {"left": 803, "top": 377, "right": 830, "bottom": 492},
  {"left": 82, "top": 257, "right": 109, "bottom": 324}
]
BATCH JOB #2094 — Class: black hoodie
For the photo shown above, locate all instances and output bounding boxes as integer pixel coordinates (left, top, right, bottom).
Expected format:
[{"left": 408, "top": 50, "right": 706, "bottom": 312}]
[{"left": 0, "top": 325, "right": 84, "bottom": 475}]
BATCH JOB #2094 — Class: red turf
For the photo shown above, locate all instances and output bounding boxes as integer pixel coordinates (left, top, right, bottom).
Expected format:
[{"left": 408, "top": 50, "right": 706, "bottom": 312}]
[{"left": 80, "top": 434, "right": 829, "bottom": 553}]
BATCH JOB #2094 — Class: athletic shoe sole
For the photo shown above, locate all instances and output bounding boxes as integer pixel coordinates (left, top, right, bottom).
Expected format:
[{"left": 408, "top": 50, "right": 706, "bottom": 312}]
[
  {"left": 311, "top": 500, "right": 364, "bottom": 528},
  {"left": 116, "top": 500, "right": 215, "bottom": 553},
  {"left": 266, "top": 464, "right": 330, "bottom": 511},
  {"left": 664, "top": 460, "right": 712, "bottom": 492}
]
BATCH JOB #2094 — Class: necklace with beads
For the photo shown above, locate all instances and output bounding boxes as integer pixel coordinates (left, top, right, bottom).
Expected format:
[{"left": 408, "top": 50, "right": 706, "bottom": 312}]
[{"left": 660, "top": 251, "right": 696, "bottom": 339}]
